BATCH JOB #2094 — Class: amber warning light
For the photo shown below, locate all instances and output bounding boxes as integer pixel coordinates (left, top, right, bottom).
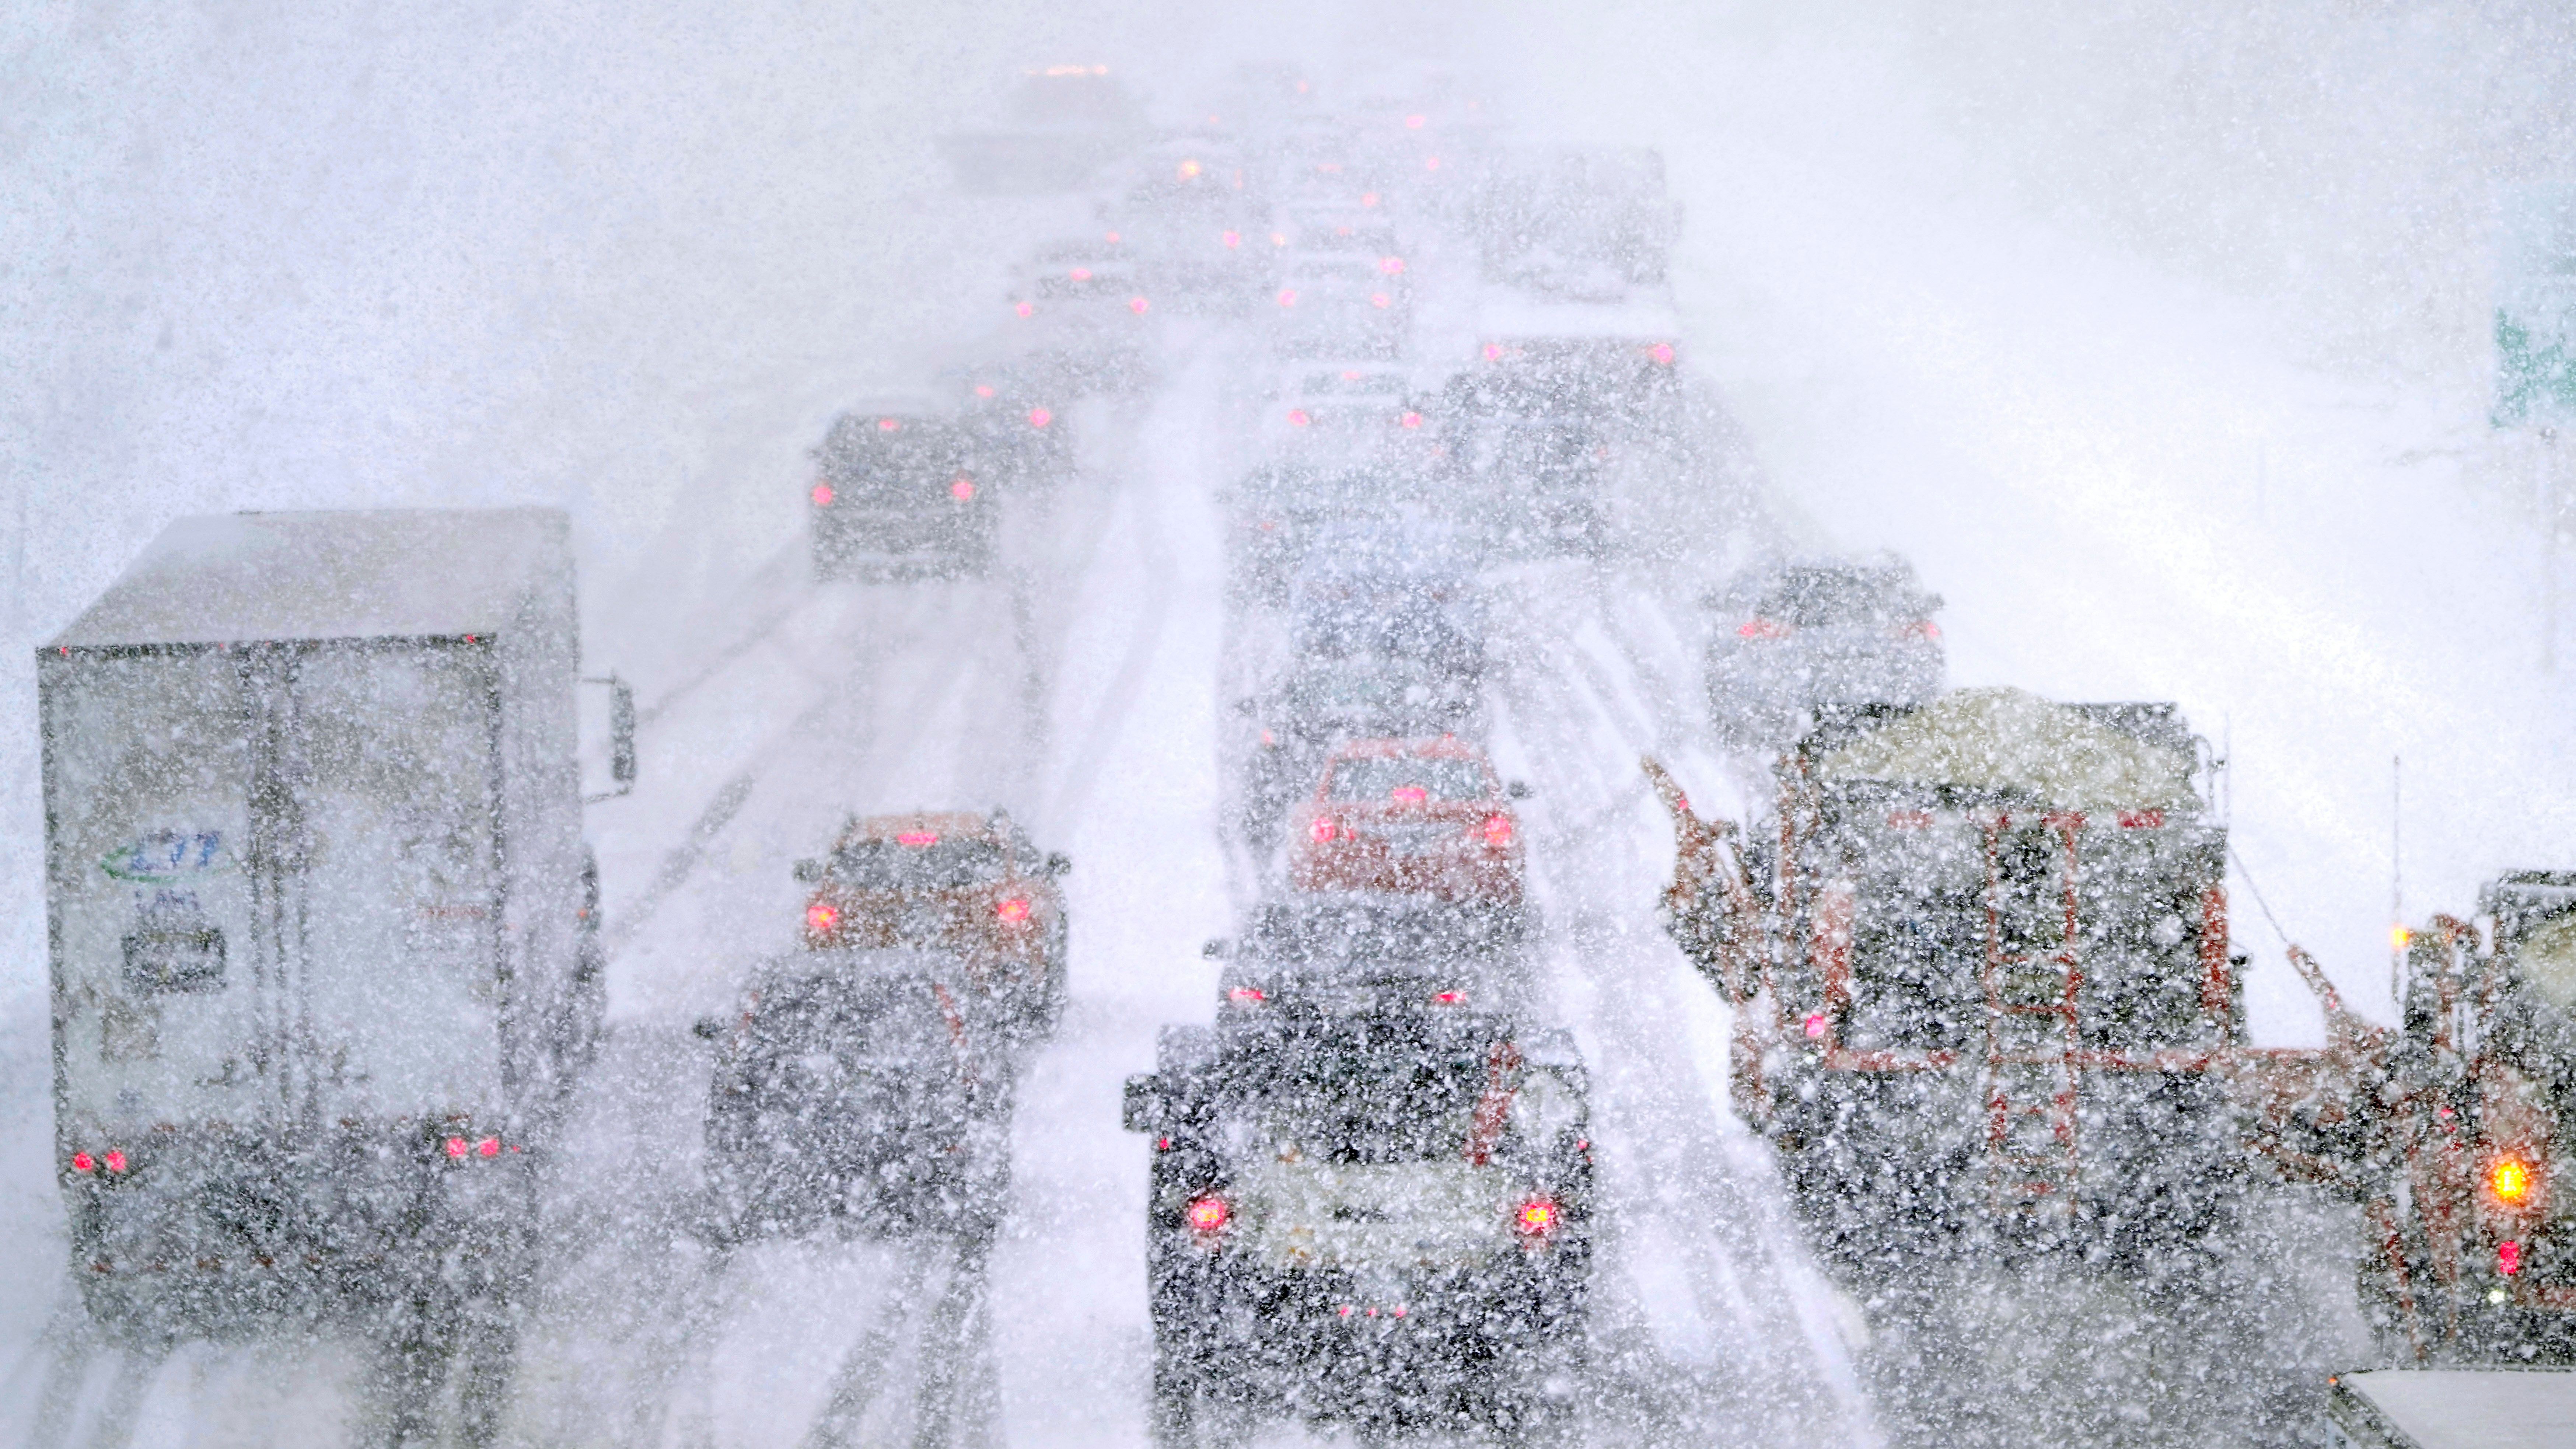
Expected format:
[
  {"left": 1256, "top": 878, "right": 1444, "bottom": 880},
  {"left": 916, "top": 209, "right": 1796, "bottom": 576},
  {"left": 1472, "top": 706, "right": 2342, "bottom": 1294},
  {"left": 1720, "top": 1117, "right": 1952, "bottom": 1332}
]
[{"left": 2494, "top": 1157, "right": 2532, "bottom": 1204}]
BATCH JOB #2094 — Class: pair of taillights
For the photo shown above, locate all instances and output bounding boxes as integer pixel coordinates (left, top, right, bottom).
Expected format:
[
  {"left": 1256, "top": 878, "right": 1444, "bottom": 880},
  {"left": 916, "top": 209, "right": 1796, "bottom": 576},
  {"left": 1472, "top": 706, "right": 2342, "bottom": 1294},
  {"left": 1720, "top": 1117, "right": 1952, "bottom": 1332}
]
[
  {"left": 1738, "top": 617, "right": 1940, "bottom": 641},
  {"left": 805, "top": 899, "right": 1031, "bottom": 933},
  {"left": 444, "top": 1136, "right": 522, "bottom": 1160},
  {"left": 809, "top": 478, "right": 978, "bottom": 507},
  {"left": 1223, "top": 987, "right": 1467, "bottom": 1007},
  {"left": 1309, "top": 815, "right": 1514, "bottom": 847},
  {"left": 1177, "top": 1191, "right": 1561, "bottom": 1241},
  {"left": 68, "top": 1149, "right": 127, "bottom": 1175}
]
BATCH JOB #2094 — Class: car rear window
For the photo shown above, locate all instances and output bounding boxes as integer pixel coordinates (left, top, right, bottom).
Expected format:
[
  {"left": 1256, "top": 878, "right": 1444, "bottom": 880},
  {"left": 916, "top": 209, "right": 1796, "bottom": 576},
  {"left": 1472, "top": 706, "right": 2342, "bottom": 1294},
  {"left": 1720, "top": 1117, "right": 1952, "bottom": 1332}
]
[
  {"left": 1759, "top": 568, "right": 1909, "bottom": 627},
  {"left": 1327, "top": 755, "right": 1489, "bottom": 802},
  {"left": 829, "top": 836, "right": 1007, "bottom": 889},
  {"left": 1226, "top": 1021, "right": 1499, "bottom": 1164}
]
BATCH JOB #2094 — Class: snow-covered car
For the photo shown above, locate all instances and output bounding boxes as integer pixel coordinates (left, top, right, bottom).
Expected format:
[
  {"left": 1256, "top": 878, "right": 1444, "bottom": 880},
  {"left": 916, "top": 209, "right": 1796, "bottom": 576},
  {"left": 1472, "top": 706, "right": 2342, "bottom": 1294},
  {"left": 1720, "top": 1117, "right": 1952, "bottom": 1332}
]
[
  {"left": 1123, "top": 1005, "right": 1590, "bottom": 1445},
  {"left": 699, "top": 948, "right": 1011, "bottom": 1244},
  {"left": 794, "top": 811, "right": 1071, "bottom": 1040},
  {"left": 1288, "top": 737, "right": 1525, "bottom": 908},
  {"left": 1273, "top": 251, "right": 1413, "bottom": 359},
  {"left": 1004, "top": 237, "right": 1159, "bottom": 394},
  {"left": 1290, "top": 514, "right": 1486, "bottom": 677},
  {"left": 808, "top": 403, "right": 1002, "bottom": 581},
  {"left": 1255, "top": 360, "right": 1439, "bottom": 476},
  {"left": 1701, "top": 556, "right": 1945, "bottom": 750},
  {"left": 1232, "top": 649, "right": 1485, "bottom": 853},
  {"left": 1101, "top": 139, "right": 1277, "bottom": 315}
]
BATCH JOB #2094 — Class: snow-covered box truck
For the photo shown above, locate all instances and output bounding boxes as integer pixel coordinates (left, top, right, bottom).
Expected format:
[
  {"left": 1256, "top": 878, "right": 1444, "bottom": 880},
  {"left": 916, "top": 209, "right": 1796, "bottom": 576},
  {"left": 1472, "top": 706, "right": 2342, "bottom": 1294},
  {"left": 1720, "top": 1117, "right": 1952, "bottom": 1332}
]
[{"left": 38, "top": 510, "right": 620, "bottom": 1405}]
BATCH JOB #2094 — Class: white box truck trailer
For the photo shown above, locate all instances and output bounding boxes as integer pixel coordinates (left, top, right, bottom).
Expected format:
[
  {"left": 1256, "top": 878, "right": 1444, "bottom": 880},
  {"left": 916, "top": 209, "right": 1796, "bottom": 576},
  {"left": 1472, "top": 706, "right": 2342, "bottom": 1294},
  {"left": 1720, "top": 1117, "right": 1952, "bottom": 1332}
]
[{"left": 38, "top": 509, "right": 622, "bottom": 1439}]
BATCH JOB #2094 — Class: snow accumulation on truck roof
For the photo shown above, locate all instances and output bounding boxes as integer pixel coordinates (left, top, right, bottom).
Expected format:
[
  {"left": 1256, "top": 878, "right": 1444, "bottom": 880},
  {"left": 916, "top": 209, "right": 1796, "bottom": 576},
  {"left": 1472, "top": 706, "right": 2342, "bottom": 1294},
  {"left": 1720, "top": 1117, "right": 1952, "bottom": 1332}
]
[
  {"left": 1812, "top": 686, "right": 2199, "bottom": 814},
  {"left": 2326, "top": 1367, "right": 2576, "bottom": 1449},
  {"left": 50, "top": 508, "right": 573, "bottom": 648}
]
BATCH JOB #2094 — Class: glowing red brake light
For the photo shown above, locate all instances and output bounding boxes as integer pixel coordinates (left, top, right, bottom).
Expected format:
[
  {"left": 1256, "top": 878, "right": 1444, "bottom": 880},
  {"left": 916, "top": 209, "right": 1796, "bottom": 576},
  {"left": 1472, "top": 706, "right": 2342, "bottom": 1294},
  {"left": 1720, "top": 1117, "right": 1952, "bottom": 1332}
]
[
  {"left": 1287, "top": 408, "right": 1311, "bottom": 427},
  {"left": 1432, "top": 991, "right": 1467, "bottom": 1006},
  {"left": 1277, "top": 289, "right": 1298, "bottom": 308},
  {"left": 104, "top": 1150, "right": 125, "bottom": 1173},
  {"left": 1221, "top": 230, "right": 1241, "bottom": 248},
  {"left": 1309, "top": 816, "right": 1339, "bottom": 842},
  {"left": 975, "top": 384, "right": 996, "bottom": 398},
  {"left": 1738, "top": 617, "right": 1790, "bottom": 640},
  {"left": 951, "top": 477, "right": 977, "bottom": 500},
  {"left": 1513, "top": 1197, "right": 1560, "bottom": 1239},
  {"left": 807, "top": 902, "right": 840, "bottom": 934},
  {"left": 1226, "top": 987, "right": 1266, "bottom": 1006},
  {"left": 2115, "top": 810, "right": 2166, "bottom": 830},
  {"left": 71, "top": 1152, "right": 94, "bottom": 1173},
  {"left": 1400, "top": 411, "right": 1422, "bottom": 429},
  {"left": 1482, "top": 814, "right": 1515, "bottom": 847},
  {"left": 1370, "top": 293, "right": 1391, "bottom": 309},
  {"left": 2502, "top": 1240, "right": 2523, "bottom": 1275},
  {"left": 811, "top": 482, "right": 834, "bottom": 507},
  {"left": 1380, "top": 256, "right": 1405, "bottom": 275},
  {"left": 478, "top": 1137, "right": 500, "bottom": 1158},
  {"left": 1903, "top": 619, "right": 1941, "bottom": 641},
  {"left": 1391, "top": 785, "right": 1428, "bottom": 804},
  {"left": 1649, "top": 342, "right": 1675, "bottom": 366},
  {"left": 1014, "top": 301, "right": 1034, "bottom": 318},
  {"left": 877, "top": 418, "right": 900, "bottom": 432},
  {"left": 1070, "top": 268, "right": 1092, "bottom": 282},
  {"left": 1028, "top": 406, "right": 1052, "bottom": 428},
  {"left": 1128, "top": 296, "right": 1150, "bottom": 314},
  {"left": 1186, "top": 1195, "right": 1230, "bottom": 1233},
  {"left": 896, "top": 831, "right": 939, "bottom": 847},
  {"left": 997, "top": 898, "right": 1031, "bottom": 923},
  {"left": 445, "top": 1137, "right": 468, "bottom": 1159}
]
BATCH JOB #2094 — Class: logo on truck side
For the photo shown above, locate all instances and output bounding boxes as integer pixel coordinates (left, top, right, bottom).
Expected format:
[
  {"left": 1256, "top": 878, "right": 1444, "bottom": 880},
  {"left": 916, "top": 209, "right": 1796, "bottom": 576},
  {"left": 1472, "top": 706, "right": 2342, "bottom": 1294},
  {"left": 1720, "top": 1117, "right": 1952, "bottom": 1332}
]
[{"left": 100, "top": 831, "right": 229, "bottom": 885}]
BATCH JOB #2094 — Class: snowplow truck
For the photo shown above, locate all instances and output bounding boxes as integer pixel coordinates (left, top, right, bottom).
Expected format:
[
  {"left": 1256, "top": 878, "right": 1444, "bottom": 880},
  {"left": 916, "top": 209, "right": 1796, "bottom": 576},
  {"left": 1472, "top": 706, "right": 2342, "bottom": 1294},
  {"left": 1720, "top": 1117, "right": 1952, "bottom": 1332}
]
[
  {"left": 41, "top": 510, "right": 617, "bottom": 1434},
  {"left": 2237, "top": 874, "right": 2576, "bottom": 1365},
  {"left": 1649, "top": 688, "right": 2245, "bottom": 1276}
]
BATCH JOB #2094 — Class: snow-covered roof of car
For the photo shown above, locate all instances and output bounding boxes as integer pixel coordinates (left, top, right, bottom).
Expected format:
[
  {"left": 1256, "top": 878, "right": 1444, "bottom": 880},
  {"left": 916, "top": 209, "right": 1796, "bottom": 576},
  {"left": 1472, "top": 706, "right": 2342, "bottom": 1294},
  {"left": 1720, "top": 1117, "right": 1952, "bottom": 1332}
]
[
  {"left": 51, "top": 507, "right": 569, "bottom": 648},
  {"left": 1814, "top": 687, "right": 2198, "bottom": 813}
]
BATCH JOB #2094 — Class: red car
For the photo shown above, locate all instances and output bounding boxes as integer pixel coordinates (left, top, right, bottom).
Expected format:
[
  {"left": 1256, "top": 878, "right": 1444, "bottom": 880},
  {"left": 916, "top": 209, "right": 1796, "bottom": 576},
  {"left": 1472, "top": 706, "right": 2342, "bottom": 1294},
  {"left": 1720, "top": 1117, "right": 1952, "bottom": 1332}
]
[{"left": 1287, "top": 737, "right": 1525, "bottom": 905}]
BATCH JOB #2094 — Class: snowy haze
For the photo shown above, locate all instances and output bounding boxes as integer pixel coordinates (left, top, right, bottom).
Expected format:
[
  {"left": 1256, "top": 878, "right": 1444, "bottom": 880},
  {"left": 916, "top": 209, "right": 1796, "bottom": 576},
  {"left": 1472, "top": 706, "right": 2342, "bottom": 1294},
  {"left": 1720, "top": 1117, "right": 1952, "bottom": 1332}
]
[{"left": 6, "top": 0, "right": 2575, "bottom": 1442}]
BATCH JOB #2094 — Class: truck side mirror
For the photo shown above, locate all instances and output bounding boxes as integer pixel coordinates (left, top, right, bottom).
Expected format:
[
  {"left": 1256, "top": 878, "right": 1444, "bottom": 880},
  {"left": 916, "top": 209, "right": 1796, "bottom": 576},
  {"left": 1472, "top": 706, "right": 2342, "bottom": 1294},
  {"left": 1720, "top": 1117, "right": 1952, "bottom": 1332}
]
[
  {"left": 1122, "top": 1073, "right": 1169, "bottom": 1133},
  {"left": 691, "top": 1017, "right": 726, "bottom": 1041},
  {"left": 1506, "top": 780, "right": 1532, "bottom": 799},
  {"left": 583, "top": 673, "right": 637, "bottom": 802},
  {"left": 792, "top": 858, "right": 824, "bottom": 883},
  {"left": 1045, "top": 852, "right": 1073, "bottom": 878}
]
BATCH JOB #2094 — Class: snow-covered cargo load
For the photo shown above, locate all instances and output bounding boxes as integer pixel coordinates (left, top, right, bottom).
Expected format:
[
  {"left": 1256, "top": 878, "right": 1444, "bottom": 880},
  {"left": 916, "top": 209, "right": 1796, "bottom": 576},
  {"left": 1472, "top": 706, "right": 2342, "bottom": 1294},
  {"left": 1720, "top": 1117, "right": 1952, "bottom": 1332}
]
[
  {"left": 1649, "top": 688, "right": 2250, "bottom": 1273},
  {"left": 39, "top": 509, "right": 613, "bottom": 1372},
  {"left": 2323, "top": 1366, "right": 2576, "bottom": 1447}
]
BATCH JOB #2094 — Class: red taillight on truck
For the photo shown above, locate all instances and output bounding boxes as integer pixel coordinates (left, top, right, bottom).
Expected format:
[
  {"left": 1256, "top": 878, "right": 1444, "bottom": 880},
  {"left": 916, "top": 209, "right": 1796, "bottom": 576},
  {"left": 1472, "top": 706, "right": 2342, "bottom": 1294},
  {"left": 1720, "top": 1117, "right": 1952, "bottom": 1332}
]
[
  {"left": 996, "top": 898, "right": 1031, "bottom": 923},
  {"left": 1513, "top": 1196, "right": 1561, "bottom": 1240},
  {"left": 105, "top": 1150, "right": 125, "bottom": 1173},
  {"left": 1738, "top": 617, "right": 1790, "bottom": 640},
  {"left": 811, "top": 483, "right": 834, "bottom": 507},
  {"left": 71, "top": 1152, "right": 94, "bottom": 1174},
  {"left": 446, "top": 1137, "right": 468, "bottom": 1159},
  {"left": 1310, "top": 816, "right": 1340, "bottom": 843},
  {"left": 1186, "top": 1195, "right": 1230, "bottom": 1235},
  {"left": 1482, "top": 814, "right": 1515, "bottom": 848},
  {"left": 807, "top": 903, "right": 840, "bottom": 935}
]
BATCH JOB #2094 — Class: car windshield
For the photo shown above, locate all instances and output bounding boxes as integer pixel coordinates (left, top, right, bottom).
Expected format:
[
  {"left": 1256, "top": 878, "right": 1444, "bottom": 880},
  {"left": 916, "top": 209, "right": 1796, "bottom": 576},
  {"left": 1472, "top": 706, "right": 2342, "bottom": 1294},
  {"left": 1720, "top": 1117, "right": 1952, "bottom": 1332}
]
[
  {"left": 829, "top": 835, "right": 1008, "bottom": 889},
  {"left": 1326, "top": 755, "right": 1488, "bottom": 802}
]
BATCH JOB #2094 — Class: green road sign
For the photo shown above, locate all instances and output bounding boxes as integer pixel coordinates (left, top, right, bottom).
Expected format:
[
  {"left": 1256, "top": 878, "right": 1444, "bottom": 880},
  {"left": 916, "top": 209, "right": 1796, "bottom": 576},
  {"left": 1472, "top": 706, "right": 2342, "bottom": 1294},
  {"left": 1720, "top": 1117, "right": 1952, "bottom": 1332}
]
[{"left": 2496, "top": 184, "right": 2576, "bottom": 426}]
